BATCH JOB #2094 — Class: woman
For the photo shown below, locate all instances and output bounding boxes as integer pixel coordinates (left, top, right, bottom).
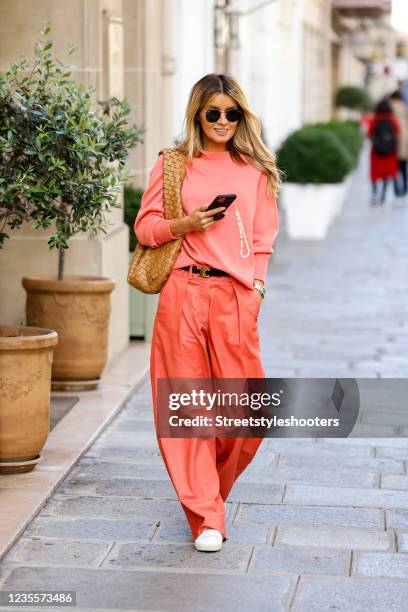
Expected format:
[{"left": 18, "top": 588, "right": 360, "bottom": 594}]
[
  {"left": 368, "top": 98, "right": 401, "bottom": 205},
  {"left": 134, "top": 73, "right": 280, "bottom": 552},
  {"left": 390, "top": 90, "right": 408, "bottom": 199}
]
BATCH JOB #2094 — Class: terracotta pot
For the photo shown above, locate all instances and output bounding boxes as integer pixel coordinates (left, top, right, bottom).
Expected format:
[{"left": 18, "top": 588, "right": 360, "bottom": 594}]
[
  {"left": 22, "top": 276, "right": 115, "bottom": 390},
  {"left": 0, "top": 325, "right": 58, "bottom": 473}
]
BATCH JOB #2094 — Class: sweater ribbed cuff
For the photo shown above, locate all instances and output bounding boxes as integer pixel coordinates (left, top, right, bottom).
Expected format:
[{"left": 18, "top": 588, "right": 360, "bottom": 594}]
[
  {"left": 152, "top": 219, "right": 177, "bottom": 246},
  {"left": 254, "top": 254, "right": 271, "bottom": 283}
]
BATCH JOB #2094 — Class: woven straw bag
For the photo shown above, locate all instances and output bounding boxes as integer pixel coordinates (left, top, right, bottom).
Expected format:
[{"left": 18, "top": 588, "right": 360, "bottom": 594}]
[{"left": 127, "top": 147, "right": 186, "bottom": 294}]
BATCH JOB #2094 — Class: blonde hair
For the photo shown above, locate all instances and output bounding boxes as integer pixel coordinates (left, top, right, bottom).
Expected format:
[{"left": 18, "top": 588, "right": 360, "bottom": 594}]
[{"left": 176, "top": 73, "right": 282, "bottom": 196}]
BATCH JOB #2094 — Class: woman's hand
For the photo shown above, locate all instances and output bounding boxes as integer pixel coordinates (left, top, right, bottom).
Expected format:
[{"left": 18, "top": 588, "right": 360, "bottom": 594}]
[
  {"left": 253, "top": 288, "right": 263, "bottom": 304},
  {"left": 253, "top": 279, "right": 264, "bottom": 304},
  {"left": 185, "top": 204, "right": 226, "bottom": 232}
]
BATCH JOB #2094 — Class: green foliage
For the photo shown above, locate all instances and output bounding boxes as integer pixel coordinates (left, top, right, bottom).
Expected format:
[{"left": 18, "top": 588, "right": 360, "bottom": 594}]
[
  {"left": 334, "top": 86, "right": 374, "bottom": 112},
  {"left": 309, "top": 120, "right": 363, "bottom": 168},
  {"left": 276, "top": 125, "right": 354, "bottom": 184},
  {"left": 0, "top": 22, "right": 143, "bottom": 260},
  {"left": 124, "top": 184, "right": 144, "bottom": 252}
]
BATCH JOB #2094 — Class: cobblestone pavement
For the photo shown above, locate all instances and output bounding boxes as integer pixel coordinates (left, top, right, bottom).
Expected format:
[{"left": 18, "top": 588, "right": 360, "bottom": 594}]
[
  {"left": 263, "top": 143, "right": 408, "bottom": 379},
  {"left": 1, "top": 149, "right": 408, "bottom": 611}
]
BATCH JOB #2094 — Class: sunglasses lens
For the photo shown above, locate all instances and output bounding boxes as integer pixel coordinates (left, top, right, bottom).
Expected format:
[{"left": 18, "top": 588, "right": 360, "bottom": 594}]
[
  {"left": 203, "top": 108, "right": 242, "bottom": 122},
  {"left": 226, "top": 109, "right": 241, "bottom": 122},
  {"left": 205, "top": 109, "right": 220, "bottom": 122}
]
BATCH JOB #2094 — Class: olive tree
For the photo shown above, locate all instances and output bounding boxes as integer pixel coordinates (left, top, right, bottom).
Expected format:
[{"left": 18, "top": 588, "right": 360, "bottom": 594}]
[{"left": 0, "top": 23, "right": 143, "bottom": 279}]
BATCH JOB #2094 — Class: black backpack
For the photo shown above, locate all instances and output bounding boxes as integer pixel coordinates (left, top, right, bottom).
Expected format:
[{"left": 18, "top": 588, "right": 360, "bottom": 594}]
[{"left": 372, "top": 119, "right": 397, "bottom": 156}]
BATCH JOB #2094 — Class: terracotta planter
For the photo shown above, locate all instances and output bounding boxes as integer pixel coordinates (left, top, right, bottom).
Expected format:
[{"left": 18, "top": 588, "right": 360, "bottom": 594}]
[
  {"left": 22, "top": 275, "right": 115, "bottom": 391},
  {"left": 0, "top": 325, "right": 58, "bottom": 474}
]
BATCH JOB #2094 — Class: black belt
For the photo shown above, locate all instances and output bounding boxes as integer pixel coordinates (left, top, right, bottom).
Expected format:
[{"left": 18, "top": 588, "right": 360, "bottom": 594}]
[{"left": 181, "top": 265, "right": 229, "bottom": 278}]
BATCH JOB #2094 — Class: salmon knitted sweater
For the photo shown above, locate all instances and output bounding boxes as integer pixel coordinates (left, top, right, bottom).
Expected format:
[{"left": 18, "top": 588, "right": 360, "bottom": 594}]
[{"left": 134, "top": 149, "right": 279, "bottom": 289}]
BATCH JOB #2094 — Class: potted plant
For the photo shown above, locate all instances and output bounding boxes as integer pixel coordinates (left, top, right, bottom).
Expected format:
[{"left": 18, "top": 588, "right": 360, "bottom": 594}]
[
  {"left": 308, "top": 120, "right": 363, "bottom": 217},
  {"left": 0, "top": 24, "right": 142, "bottom": 390},
  {"left": 0, "top": 323, "right": 58, "bottom": 473},
  {"left": 276, "top": 125, "right": 354, "bottom": 239},
  {"left": 317, "top": 120, "right": 363, "bottom": 169},
  {"left": 124, "top": 185, "right": 159, "bottom": 340}
]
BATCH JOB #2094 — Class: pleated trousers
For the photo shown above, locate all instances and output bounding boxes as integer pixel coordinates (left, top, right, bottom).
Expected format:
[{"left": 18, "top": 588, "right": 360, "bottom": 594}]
[{"left": 149, "top": 265, "right": 265, "bottom": 540}]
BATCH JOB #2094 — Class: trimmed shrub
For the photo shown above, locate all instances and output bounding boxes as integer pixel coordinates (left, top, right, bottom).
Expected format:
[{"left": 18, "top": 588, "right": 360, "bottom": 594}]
[
  {"left": 276, "top": 126, "right": 354, "bottom": 184},
  {"left": 311, "top": 120, "right": 363, "bottom": 168},
  {"left": 334, "top": 86, "right": 373, "bottom": 112}
]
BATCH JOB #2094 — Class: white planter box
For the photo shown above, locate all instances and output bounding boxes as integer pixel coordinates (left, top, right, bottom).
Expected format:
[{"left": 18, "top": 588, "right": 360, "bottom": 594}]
[
  {"left": 331, "top": 175, "right": 353, "bottom": 219},
  {"left": 281, "top": 180, "right": 348, "bottom": 240},
  {"left": 330, "top": 181, "right": 347, "bottom": 219}
]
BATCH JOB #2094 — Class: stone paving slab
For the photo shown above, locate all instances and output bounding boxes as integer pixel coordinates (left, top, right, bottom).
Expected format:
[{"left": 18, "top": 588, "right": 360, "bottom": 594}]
[
  {"left": 25, "top": 517, "right": 157, "bottom": 542},
  {"left": 278, "top": 453, "right": 405, "bottom": 474},
  {"left": 108, "top": 419, "right": 156, "bottom": 433},
  {"left": 216, "top": 481, "right": 283, "bottom": 504},
  {"left": 37, "top": 494, "right": 233, "bottom": 522},
  {"left": 291, "top": 576, "right": 408, "bottom": 612},
  {"left": 318, "top": 437, "right": 408, "bottom": 448},
  {"left": 396, "top": 532, "right": 408, "bottom": 551},
  {"left": 2, "top": 537, "right": 110, "bottom": 567},
  {"left": 249, "top": 546, "right": 350, "bottom": 576},
  {"left": 58, "top": 477, "right": 179, "bottom": 499},
  {"left": 275, "top": 525, "right": 393, "bottom": 551},
  {"left": 381, "top": 475, "right": 408, "bottom": 490},
  {"left": 236, "top": 503, "right": 383, "bottom": 528},
  {"left": 385, "top": 509, "right": 408, "bottom": 528},
  {"left": 238, "top": 465, "right": 378, "bottom": 488},
  {"left": 91, "top": 430, "right": 158, "bottom": 448},
  {"left": 284, "top": 484, "right": 408, "bottom": 509},
  {"left": 268, "top": 438, "right": 375, "bottom": 456},
  {"left": 69, "top": 460, "right": 169, "bottom": 480},
  {"left": 353, "top": 551, "right": 408, "bottom": 579},
  {"left": 83, "top": 446, "right": 164, "bottom": 463},
  {"left": 349, "top": 424, "right": 397, "bottom": 436},
  {"left": 104, "top": 542, "right": 252, "bottom": 572},
  {"left": 0, "top": 567, "right": 296, "bottom": 611},
  {"left": 361, "top": 412, "right": 408, "bottom": 428}
]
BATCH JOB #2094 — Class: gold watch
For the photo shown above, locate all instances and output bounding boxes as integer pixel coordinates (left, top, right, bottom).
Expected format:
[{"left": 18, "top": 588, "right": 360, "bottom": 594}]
[{"left": 253, "top": 281, "right": 265, "bottom": 299}]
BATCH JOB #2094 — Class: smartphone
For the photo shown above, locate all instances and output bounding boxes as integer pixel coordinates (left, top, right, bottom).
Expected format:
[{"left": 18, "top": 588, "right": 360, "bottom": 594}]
[{"left": 206, "top": 194, "right": 237, "bottom": 220}]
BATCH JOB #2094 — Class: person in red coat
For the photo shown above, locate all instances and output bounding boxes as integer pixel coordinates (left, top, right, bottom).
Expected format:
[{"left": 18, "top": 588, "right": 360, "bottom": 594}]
[{"left": 368, "top": 98, "right": 401, "bottom": 205}]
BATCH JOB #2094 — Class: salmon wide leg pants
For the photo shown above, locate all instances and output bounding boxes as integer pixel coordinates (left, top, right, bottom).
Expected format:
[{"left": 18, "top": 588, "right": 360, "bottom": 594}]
[{"left": 149, "top": 265, "right": 266, "bottom": 541}]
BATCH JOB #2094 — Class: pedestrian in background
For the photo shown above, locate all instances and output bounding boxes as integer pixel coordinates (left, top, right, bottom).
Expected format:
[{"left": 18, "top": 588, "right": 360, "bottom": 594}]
[
  {"left": 390, "top": 90, "right": 408, "bottom": 201},
  {"left": 134, "top": 73, "right": 280, "bottom": 552},
  {"left": 368, "top": 98, "right": 401, "bottom": 206}
]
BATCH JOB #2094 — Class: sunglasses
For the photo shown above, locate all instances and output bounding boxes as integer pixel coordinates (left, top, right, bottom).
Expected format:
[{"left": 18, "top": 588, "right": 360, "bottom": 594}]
[{"left": 203, "top": 108, "right": 242, "bottom": 123}]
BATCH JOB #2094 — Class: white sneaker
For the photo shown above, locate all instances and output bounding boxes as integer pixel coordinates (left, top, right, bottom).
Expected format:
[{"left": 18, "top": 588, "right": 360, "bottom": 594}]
[{"left": 194, "top": 529, "right": 223, "bottom": 552}]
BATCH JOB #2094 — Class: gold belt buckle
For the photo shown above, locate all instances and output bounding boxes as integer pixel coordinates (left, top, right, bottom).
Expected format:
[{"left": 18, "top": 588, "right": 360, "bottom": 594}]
[{"left": 197, "top": 267, "right": 211, "bottom": 278}]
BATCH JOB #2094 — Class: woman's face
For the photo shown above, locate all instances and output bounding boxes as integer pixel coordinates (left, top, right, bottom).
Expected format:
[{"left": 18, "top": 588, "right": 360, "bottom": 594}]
[{"left": 198, "top": 93, "right": 240, "bottom": 150}]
